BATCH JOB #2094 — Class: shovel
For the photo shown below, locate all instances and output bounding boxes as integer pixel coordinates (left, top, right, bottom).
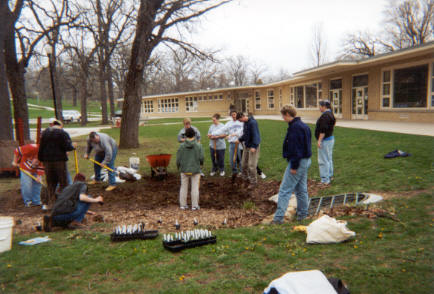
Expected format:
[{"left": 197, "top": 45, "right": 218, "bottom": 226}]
[
  {"left": 87, "top": 158, "right": 119, "bottom": 174},
  {"left": 213, "top": 139, "right": 217, "bottom": 162},
  {"left": 231, "top": 142, "right": 239, "bottom": 183},
  {"left": 73, "top": 149, "right": 86, "bottom": 182}
]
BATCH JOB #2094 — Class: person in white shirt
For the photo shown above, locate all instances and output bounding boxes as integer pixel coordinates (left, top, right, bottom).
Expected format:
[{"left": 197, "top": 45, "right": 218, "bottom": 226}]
[
  {"left": 207, "top": 113, "right": 227, "bottom": 176},
  {"left": 224, "top": 110, "right": 244, "bottom": 176}
]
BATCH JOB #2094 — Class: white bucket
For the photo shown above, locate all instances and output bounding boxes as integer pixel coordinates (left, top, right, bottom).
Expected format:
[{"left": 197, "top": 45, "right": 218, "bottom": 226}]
[
  {"left": 0, "top": 216, "right": 14, "bottom": 253},
  {"left": 129, "top": 157, "right": 140, "bottom": 170}
]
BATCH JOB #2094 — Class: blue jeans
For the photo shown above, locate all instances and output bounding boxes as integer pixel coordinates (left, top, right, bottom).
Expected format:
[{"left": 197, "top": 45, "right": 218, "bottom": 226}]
[
  {"left": 229, "top": 143, "right": 242, "bottom": 174},
  {"left": 52, "top": 200, "right": 90, "bottom": 225},
  {"left": 20, "top": 171, "right": 42, "bottom": 205},
  {"left": 94, "top": 147, "right": 118, "bottom": 186},
  {"left": 273, "top": 158, "right": 311, "bottom": 222},
  {"left": 210, "top": 148, "right": 225, "bottom": 172},
  {"left": 318, "top": 138, "right": 334, "bottom": 184}
]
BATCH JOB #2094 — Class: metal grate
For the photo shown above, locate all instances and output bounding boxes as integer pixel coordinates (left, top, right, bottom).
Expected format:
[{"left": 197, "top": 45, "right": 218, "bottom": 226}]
[{"left": 307, "top": 192, "right": 369, "bottom": 216}]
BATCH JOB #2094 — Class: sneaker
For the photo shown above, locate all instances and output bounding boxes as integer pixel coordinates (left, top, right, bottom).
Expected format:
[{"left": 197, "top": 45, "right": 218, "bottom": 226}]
[
  {"left": 200, "top": 172, "right": 205, "bottom": 177},
  {"left": 43, "top": 215, "right": 52, "bottom": 232},
  {"left": 41, "top": 204, "right": 49, "bottom": 211},
  {"left": 210, "top": 172, "right": 216, "bottom": 176},
  {"left": 180, "top": 205, "right": 189, "bottom": 210},
  {"left": 25, "top": 201, "right": 32, "bottom": 208},
  {"left": 105, "top": 185, "right": 117, "bottom": 192},
  {"left": 270, "top": 219, "right": 284, "bottom": 225},
  {"left": 260, "top": 173, "right": 267, "bottom": 179},
  {"left": 220, "top": 171, "right": 225, "bottom": 177},
  {"left": 192, "top": 206, "right": 200, "bottom": 211},
  {"left": 88, "top": 180, "right": 100, "bottom": 185}
]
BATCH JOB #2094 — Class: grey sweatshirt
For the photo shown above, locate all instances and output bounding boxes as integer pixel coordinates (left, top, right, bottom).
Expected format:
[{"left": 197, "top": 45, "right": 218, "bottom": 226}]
[
  {"left": 86, "top": 132, "right": 117, "bottom": 165},
  {"left": 177, "top": 126, "right": 201, "bottom": 143}
]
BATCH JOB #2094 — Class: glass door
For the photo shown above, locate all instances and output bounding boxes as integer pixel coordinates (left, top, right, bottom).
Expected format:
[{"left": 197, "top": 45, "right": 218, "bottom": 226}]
[
  {"left": 352, "top": 87, "right": 368, "bottom": 119},
  {"left": 329, "top": 89, "right": 342, "bottom": 118},
  {"left": 241, "top": 98, "right": 250, "bottom": 113}
]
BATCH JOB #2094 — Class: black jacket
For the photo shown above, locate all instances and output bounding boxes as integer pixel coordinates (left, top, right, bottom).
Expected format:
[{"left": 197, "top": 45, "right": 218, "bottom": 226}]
[
  {"left": 239, "top": 117, "right": 261, "bottom": 148},
  {"left": 315, "top": 110, "right": 336, "bottom": 140},
  {"left": 52, "top": 182, "right": 87, "bottom": 216},
  {"left": 38, "top": 127, "right": 75, "bottom": 162},
  {"left": 283, "top": 117, "right": 312, "bottom": 170}
]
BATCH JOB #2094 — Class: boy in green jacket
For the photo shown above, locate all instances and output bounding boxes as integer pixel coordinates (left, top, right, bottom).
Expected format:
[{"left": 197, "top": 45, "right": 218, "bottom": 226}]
[{"left": 176, "top": 128, "right": 204, "bottom": 210}]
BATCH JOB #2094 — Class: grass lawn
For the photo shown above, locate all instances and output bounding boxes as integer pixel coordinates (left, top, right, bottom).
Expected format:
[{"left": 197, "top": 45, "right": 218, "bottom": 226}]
[{"left": 0, "top": 119, "right": 433, "bottom": 293}]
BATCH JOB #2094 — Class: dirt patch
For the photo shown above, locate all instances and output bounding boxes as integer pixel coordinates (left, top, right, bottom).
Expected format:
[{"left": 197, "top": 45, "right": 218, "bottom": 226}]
[{"left": 0, "top": 174, "right": 321, "bottom": 234}]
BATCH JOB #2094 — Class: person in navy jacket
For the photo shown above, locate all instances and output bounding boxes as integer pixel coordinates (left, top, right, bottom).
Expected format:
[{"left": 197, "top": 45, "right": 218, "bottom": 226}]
[
  {"left": 237, "top": 112, "right": 261, "bottom": 187},
  {"left": 273, "top": 106, "right": 312, "bottom": 224}
]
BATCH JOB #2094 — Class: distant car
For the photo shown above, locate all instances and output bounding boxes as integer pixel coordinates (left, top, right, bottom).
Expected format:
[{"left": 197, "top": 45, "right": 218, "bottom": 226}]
[
  {"left": 113, "top": 110, "right": 122, "bottom": 118},
  {"left": 62, "top": 110, "right": 81, "bottom": 123}
]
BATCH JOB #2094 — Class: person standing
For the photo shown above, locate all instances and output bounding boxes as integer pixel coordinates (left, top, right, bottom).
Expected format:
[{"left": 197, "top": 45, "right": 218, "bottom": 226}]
[
  {"left": 207, "top": 113, "right": 227, "bottom": 176},
  {"left": 177, "top": 118, "right": 201, "bottom": 143},
  {"left": 176, "top": 128, "right": 204, "bottom": 210},
  {"left": 84, "top": 132, "right": 118, "bottom": 191},
  {"left": 224, "top": 110, "right": 244, "bottom": 176},
  {"left": 38, "top": 119, "right": 76, "bottom": 208},
  {"left": 237, "top": 112, "right": 261, "bottom": 187},
  {"left": 13, "top": 144, "right": 44, "bottom": 207},
  {"left": 273, "top": 106, "right": 312, "bottom": 224},
  {"left": 315, "top": 100, "right": 336, "bottom": 186}
]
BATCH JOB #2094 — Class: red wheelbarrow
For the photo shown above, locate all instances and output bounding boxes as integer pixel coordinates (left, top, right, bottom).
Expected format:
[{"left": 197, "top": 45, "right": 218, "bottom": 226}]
[{"left": 146, "top": 154, "right": 172, "bottom": 179}]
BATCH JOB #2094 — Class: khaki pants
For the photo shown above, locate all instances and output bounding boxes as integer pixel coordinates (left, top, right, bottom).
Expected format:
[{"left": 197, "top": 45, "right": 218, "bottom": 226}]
[
  {"left": 179, "top": 173, "right": 200, "bottom": 208},
  {"left": 241, "top": 145, "right": 261, "bottom": 184}
]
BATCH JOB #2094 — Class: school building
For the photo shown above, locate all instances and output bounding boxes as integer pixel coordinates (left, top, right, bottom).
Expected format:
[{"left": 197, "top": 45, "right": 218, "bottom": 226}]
[{"left": 131, "top": 42, "right": 434, "bottom": 123}]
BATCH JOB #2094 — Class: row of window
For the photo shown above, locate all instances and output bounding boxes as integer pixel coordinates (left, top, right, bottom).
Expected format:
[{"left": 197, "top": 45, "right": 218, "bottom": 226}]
[
  {"left": 157, "top": 98, "right": 179, "bottom": 113},
  {"left": 289, "top": 82, "right": 323, "bottom": 109}
]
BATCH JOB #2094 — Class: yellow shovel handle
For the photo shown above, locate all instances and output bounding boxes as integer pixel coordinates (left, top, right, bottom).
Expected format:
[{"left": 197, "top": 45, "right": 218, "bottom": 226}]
[
  {"left": 88, "top": 158, "right": 115, "bottom": 173},
  {"left": 74, "top": 149, "right": 79, "bottom": 174},
  {"left": 19, "top": 167, "right": 44, "bottom": 186}
]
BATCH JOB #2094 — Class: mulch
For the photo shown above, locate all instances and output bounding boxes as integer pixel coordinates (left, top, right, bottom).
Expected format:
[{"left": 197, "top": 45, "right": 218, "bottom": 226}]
[{"left": 1, "top": 174, "right": 322, "bottom": 234}]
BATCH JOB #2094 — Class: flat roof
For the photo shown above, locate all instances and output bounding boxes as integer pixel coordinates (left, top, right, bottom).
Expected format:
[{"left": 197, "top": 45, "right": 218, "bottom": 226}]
[{"left": 117, "top": 41, "right": 434, "bottom": 102}]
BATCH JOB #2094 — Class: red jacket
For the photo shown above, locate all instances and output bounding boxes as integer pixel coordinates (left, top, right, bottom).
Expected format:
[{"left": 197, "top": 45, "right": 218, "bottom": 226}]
[{"left": 14, "top": 144, "right": 45, "bottom": 176}]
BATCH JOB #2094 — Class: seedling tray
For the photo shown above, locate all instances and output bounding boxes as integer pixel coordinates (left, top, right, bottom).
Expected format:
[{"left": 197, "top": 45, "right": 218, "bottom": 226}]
[
  {"left": 163, "top": 236, "right": 217, "bottom": 252},
  {"left": 110, "top": 230, "right": 159, "bottom": 242}
]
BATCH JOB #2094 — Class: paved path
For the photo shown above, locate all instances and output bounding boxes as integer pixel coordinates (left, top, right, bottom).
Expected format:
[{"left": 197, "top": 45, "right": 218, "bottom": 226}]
[
  {"left": 30, "top": 126, "right": 111, "bottom": 140},
  {"left": 254, "top": 115, "right": 434, "bottom": 137}
]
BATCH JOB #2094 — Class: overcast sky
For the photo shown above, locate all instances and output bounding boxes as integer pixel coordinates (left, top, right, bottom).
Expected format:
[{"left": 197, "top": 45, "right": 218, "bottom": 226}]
[{"left": 189, "top": 0, "right": 389, "bottom": 75}]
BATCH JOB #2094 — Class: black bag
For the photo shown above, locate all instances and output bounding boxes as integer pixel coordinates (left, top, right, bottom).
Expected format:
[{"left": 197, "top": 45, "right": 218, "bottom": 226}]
[
  {"left": 51, "top": 182, "right": 87, "bottom": 216},
  {"left": 328, "top": 278, "right": 350, "bottom": 294}
]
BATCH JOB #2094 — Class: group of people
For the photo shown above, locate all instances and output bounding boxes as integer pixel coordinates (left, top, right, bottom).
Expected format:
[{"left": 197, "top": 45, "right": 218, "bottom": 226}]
[
  {"left": 13, "top": 119, "right": 119, "bottom": 231},
  {"left": 177, "top": 100, "right": 336, "bottom": 223}
]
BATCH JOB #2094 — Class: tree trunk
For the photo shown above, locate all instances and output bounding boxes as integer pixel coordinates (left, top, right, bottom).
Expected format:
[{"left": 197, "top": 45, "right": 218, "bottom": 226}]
[
  {"left": 80, "top": 76, "right": 88, "bottom": 126},
  {"left": 0, "top": 27, "right": 13, "bottom": 141},
  {"left": 107, "top": 64, "right": 115, "bottom": 118},
  {"left": 72, "top": 86, "right": 78, "bottom": 107},
  {"left": 51, "top": 46, "right": 63, "bottom": 120},
  {"left": 4, "top": 26, "right": 30, "bottom": 140},
  {"left": 119, "top": 0, "right": 164, "bottom": 149},
  {"left": 98, "top": 63, "right": 109, "bottom": 124}
]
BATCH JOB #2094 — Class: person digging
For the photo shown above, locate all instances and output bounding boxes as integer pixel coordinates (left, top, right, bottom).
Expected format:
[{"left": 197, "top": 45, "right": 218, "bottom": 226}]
[
  {"left": 43, "top": 174, "right": 103, "bottom": 232},
  {"left": 84, "top": 132, "right": 118, "bottom": 191}
]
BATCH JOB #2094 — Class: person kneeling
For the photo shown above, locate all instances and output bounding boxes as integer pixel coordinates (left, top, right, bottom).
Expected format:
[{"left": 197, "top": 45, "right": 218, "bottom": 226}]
[
  {"left": 44, "top": 176, "right": 103, "bottom": 231},
  {"left": 176, "top": 127, "right": 204, "bottom": 211}
]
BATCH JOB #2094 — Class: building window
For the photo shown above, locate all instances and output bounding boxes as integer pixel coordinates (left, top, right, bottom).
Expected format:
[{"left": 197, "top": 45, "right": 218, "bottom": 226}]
[
  {"left": 185, "top": 97, "right": 198, "bottom": 112},
  {"left": 255, "top": 91, "right": 261, "bottom": 110},
  {"left": 279, "top": 88, "right": 282, "bottom": 109},
  {"left": 393, "top": 64, "right": 428, "bottom": 108},
  {"left": 318, "top": 83, "right": 322, "bottom": 100},
  {"left": 381, "top": 71, "right": 391, "bottom": 108},
  {"left": 353, "top": 75, "right": 368, "bottom": 87},
  {"left": 267, "top": 90, "right": 275, "bottom": 109},
  {"left": 305, "top": 84, "right": 318, "bottom": 108},
  {"left": 143, "top": 101, "right": 154, "bottom": 113},
  {"left": 158, "top": 98, "right": 178, "bottom": 113},
  {"left": 330, "top": 79, "right": 342, "bottom": 90},
  {"left": 219, "top": 94, "right": 223, "bottom": 100},
  {"left": 290, "top": 87, "right": 294, "bottom": 106},
  {"left": 431, "top": 62, "right": 434, "bottom": 107},
  {"left": 295, "top": 86, "right": 304, "bottom": 108}
]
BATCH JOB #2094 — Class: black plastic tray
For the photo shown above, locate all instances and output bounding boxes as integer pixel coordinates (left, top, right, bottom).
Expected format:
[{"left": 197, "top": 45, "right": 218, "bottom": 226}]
[
  {"left": 163, "top": 236, "right": 217, "bottom": 252},
  {"left": 110, "top": 230, "right": 159, "bottom": 242}
]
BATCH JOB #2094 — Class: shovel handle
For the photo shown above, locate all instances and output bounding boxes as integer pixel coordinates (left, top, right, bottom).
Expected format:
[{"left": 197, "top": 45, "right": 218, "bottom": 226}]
[
  {"left": 74, "top": 149, "right": 79, "bottom": 174},
  {"left": 87, "top": 158, "right": 115, "bottom": 173},
  {"left": 19, "top": 167, "right": 45, "bottom": 187},
  {"left": 233, "top": 142, "right": 239, "bottom": 164}
]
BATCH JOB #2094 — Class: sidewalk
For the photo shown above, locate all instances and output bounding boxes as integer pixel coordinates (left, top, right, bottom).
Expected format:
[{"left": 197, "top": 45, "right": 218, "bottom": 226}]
[
  {"left": 30, "top": 126, "right": 111, "bottom": 140},
  {"left": 254, "top": 115, "right": 434, "bottom": 137}
]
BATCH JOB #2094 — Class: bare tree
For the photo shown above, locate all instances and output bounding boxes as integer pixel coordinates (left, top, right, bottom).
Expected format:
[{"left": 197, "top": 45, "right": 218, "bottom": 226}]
[
  {"left": 120, "top": 0, "right": 231, "bottom": 148},
  {"left": 384, "top": 0, "right": 434, "bottom": 48},
  {"left": 0, "top": 1, "right": 14, "bottom": 140},
  {"left": 311, "top": 23, "right": 328, "bottom": 67},
  {"left": 249, "top": 61, "right": 267, "bottom": 85},
  {"left": 342, "top": 31, "right": 380, "bottom": 58},
  {"left": 226, "top": 55, "right": 249, "bottom": 87}
]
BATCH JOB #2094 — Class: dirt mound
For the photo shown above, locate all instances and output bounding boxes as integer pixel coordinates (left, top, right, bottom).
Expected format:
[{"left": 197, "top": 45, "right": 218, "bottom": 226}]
[{"left": 1, "top": 174, "right": 321, "bottom": 234}]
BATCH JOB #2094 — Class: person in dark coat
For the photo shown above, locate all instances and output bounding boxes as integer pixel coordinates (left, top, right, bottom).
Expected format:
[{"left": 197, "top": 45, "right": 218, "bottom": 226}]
[
  {"left": 315, "top": 100, "right": 336, "bottom": 185},
  {"left": 38, "top": 119, "right": 76, "bottom": 209},
  {"left": 273, "top": 106, "right": 312, "bottom": 224}
]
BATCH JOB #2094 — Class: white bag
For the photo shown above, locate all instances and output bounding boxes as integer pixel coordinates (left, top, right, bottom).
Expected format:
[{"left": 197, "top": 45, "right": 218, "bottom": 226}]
[{"left": 306, "top": 215, "right": 355, "bottom": 244}]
